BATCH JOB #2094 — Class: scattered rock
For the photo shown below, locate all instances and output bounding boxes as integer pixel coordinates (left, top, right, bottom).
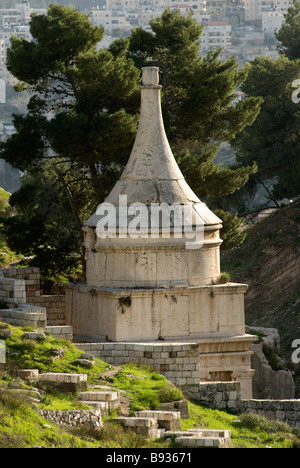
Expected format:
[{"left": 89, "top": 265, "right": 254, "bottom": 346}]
[
  {"left": 0, "top": 329, "right": 13, "bottom": 339},
  {"left": 51, "top": 347, "right": 67, "bottom": 361},
  {"left": 80, "top": 353, "right": 95, "bottom": 361},
  {"left": 39, "top": 409, "right": 102, "bottom": 430},
  {"left": 22, "top": 331, "right": 46, "bottom": 340},
  {"left": 74, "top": 359, "right": 95, "bottom": 368},
  {"left": 247, "top": 326, "right": 295, "bottom": 399}
]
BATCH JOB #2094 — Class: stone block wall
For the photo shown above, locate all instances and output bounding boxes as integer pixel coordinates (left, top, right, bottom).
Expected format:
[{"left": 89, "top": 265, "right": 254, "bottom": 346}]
[
  {"left": 44, "top": 326, "right": 73, "bottom": 341},
  {"left": 239, "top": 399, "right": 300, "bottom": 428},
  {"left": 0, "top": 267, "right": 40, "bottom": 299},
  {"left": 186, "top": 381, "right": 242, "bottom": 411},
  {"left": 39, "top": 409, "right": 102, "bottom": 429},
  {"left": 76, "top": 342, "right": 200, "bottom": 389},
  {"left": 0, "top": 277, "right": 26, "bottom": 305},
  {"left": 31, "top": 295, "right": 66, "bottom": 326},
  {"left": 38, "top": 372, "right": 88, "bottom": 393},
  {"left": 192, "top": 382, "right": 300, "bottom": 428},
  {"left": 0, "top": 267, "right": 67, "bottom": 326},
  {"left": 0, "top": 305, "right": 47, "bottom": 328}
]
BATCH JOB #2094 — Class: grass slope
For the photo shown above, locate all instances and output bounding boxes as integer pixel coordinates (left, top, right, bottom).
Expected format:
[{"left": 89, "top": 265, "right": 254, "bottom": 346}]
[{"left": 1, "top": 322, "right": 300, "bottom": 448}]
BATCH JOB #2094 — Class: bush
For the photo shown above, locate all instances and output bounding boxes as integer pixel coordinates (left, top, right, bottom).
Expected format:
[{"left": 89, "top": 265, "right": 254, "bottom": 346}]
[
  {"left": 71, "top": 421, "right": 150, "bottom": 448},
  {"left": 239, "top": 412, "right": 291, "bottom": 433},
  {"left": 158, "top": 386, "right": 184, "bottom": 403}
]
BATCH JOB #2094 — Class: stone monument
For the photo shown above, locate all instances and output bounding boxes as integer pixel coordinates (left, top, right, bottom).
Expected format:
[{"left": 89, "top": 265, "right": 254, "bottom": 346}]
[{"left": 66, "top": 67, "right": 256, "bottom": 398}]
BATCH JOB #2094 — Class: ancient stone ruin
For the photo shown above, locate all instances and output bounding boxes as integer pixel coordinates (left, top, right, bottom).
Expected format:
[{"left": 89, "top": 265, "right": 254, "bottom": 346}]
[{"left": 66, "top": 66, "right": 257, "bottom": 399}]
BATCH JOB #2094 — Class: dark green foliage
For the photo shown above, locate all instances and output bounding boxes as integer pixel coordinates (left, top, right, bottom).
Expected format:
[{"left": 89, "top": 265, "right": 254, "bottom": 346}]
[
  {"left": 128, "top": 9, "right": 262, "bottom": 245},
  {"left": 232, "top": 55, "right": 300, "bottom": 200},
  {"left": 3, "top": 4, "right": 140, "bottom": 182},
  {"left": 0, "top": 5, "right": 140, "bottom": 278},
  {"left": 0, "top": 7, "right": 263, "bottom": 281},
  {"left": 1, "top": 161, "right": 95, "bottom": 277},
  {"left": 129, "top": 10, "right": 261, "bottom": 149}
]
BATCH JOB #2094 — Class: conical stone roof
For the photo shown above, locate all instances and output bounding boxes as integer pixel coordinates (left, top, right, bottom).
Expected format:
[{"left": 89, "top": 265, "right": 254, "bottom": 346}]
[{"left": 84, "top": 67, "right": 222, "bottom": 230}]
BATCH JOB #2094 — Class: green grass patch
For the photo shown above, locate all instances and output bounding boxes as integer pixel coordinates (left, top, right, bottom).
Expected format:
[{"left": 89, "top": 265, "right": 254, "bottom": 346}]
[
  {"left": 182, "top": 401, "right": 300, "bottom": 448},
  {"left": 0, "top": 387, "right": 99, "bottom": 448},
  {"left": 111, "top": 364, "right": 184, "bottom": 413},
  {"left": 1, "top": 322, "right": 108, "bottom": 380},
  {"left": 2, "top": 322, "right": 300, "bottom": 448}
]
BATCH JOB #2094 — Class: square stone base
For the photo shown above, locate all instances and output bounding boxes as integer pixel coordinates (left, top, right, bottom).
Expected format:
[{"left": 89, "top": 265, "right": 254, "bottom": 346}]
[
  {"left": 66, "top": 282, "right": 248, "bottom": 342},
  {"left": 66, "top": 283, "right": 256, "bottom": 399}
]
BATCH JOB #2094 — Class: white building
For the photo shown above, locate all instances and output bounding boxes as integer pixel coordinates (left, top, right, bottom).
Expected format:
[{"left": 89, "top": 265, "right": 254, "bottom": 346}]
[
  {"left": 262, "top": 11, "right": 285, "bottom": 32},
  {"left": 90, "top": 8, "right": 132, "bottom": 34},
  {"left": 0, "top": 79, "right": 5, "bottom": 103},
  {"left": 200, "top": 21, "right": 232, "bottom": 52},
  {"left": 0, "top": 1, "right": 45, "bottom": 28},
  {"left": 106, "top": 0, "right": 205, "bottom": 11},
  {"left": 0, "top": 2, "right": 46, "bottom": 85},
  {"left": 243, "top": 0, "right": 292, "bottom": 22}
]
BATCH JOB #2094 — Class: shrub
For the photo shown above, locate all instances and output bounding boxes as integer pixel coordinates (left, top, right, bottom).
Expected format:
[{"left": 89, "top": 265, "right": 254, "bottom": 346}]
[
  {"left": 158, "top": 385, "right": 184, "bottom": 403},
  {"left": 239, "top": 412, "right": 291, "bottom": 433},
  {"left": 212, "top": 272, "right": 231, "bottom": 285}
]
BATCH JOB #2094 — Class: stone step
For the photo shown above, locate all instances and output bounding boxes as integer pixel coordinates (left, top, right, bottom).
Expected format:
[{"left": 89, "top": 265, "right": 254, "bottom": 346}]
[
  {"left": 136, "top": 410, "right": 181, "bottom": 431},
  {"left": 45, "top": 326, "right": 73, "bottom": 341},
  {"left": 39, "top": 373, "right": 87, "bottom": 393},
  {"left": 0, "top": 305, "right": 46, "bottom": 328},
  {"left": 114, "top": 417, "right": 159, "bottom": 439},
  {"left": 79, "top": 400, "right": 109, "bottom": 416},
  {"left": 162, "top": 429, "right": 231, "bottom": 448},
  {"left": 78, "top": 391, "right": 120, "bottom": 411}
]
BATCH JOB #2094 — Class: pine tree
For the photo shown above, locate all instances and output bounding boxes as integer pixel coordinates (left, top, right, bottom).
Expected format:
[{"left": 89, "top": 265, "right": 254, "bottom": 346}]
[
  {"left": 0, "top": 5, "right": 141, "bottom": 278},
  {"left": 128, "top": 9, "right": 262, "bottom": 246},
  {"left": 1, "top": 7, "right": 263, "bottom": 279},
  {"left": 232, "top": 55, "right": 300, "bottom": 201},
  {"left": 2, "top": 4, "right": 141, "bottom": 201}
]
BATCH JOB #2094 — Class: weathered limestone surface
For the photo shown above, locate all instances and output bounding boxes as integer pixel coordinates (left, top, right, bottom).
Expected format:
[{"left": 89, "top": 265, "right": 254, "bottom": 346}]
[
  {"left": 114, "top": 416, "right": 159, "bottom": 438},
  {"left": 38, "top": 372, "right": 87, "bottom": 393},
  {"left": 136, "top": 410, "right": 181, "bottom": 431},
  {"left": 247, "top": 326, "right": 295, "bottom": 399},
  {"left": 161, "top": 429, "right": 232, "bottom": 448},
  {"left": 66, "top": 283, "right": 249, "bottom": 342}
]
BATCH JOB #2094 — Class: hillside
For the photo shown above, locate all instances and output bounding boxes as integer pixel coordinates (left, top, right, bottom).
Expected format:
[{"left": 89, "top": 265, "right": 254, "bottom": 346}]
[
  {"left": 1, "top": 322, "right": 300, "bottom": 448},
  {"left": 221, "top": 197, "right": 300, "bottom": 392}
]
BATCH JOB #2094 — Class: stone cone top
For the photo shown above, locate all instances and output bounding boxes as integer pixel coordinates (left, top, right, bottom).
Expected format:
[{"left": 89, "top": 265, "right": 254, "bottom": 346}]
[{"left": 85, "top": 67, "right": 222, "bottom": 229}]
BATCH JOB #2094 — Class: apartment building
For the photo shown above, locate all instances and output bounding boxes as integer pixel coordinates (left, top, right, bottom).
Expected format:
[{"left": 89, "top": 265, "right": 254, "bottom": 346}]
[
  {"left": 262, "top": 11, "right": 285, "bottom": 32},
  {"left": 0, "top": 1, "right": 45, "bottom": 28},
  {"left": 244, "top": 0, "right": 292, "bottom": 21},
  {"left": 106, "top": 0, "right": 205, "bottom": 11},
  {"left": 200, "top": 21, "right": 232, "bottom": 52},
  {"left": 90, "top": 8, "right": 132, "bottom": 34}
]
